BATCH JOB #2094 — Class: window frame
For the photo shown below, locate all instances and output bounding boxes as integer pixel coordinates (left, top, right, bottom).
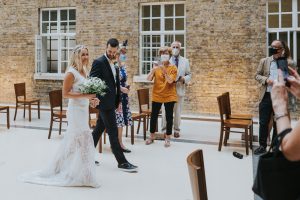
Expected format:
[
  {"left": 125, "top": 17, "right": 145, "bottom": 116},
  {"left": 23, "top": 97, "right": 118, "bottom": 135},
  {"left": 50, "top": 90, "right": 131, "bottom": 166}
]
[
  {"left": 35, "top": 7, "right": 76, "bottom": 80},
  {"left": 135, "top": 1, "right": 186, "bottom": 81}
]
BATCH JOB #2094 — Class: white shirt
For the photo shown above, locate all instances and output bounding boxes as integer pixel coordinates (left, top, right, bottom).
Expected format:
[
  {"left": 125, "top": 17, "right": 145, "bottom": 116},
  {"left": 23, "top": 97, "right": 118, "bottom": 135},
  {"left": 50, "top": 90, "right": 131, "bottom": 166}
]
[
  {"left": 267, "top": 57, "right": 278, "bottom": 92},
  {"left": 105, "top": 53, "right": 116, "bottom": 83}
]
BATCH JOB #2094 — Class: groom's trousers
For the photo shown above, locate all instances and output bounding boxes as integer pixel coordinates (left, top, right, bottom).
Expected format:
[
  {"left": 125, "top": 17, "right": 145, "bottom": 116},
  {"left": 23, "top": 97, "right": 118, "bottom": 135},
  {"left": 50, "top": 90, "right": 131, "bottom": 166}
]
[{"left": 92, "top": 108, "right": 128, "bottom": 164}]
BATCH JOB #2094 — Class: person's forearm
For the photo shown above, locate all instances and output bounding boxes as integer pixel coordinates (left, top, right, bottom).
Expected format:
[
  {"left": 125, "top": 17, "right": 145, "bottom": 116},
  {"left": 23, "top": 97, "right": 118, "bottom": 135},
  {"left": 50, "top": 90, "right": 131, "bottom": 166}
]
[
  {"left": 165, "top": 74, "right": 174, "bottom": 84},
  {"left": 276, "top": 115, "right": 291, "bottom": 134},
  {"left": 147, "top": 70, "right": 155, "bottom": 81},
  {"left": 281, "top": 121, "right": 300, "bottom": 161}
]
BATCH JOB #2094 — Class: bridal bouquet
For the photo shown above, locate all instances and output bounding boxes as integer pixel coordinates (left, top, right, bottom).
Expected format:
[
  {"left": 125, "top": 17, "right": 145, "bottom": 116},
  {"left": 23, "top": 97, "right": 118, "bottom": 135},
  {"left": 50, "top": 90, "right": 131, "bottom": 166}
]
[{"left": 79, "top": 77, "right": 107, "bottom": 96}]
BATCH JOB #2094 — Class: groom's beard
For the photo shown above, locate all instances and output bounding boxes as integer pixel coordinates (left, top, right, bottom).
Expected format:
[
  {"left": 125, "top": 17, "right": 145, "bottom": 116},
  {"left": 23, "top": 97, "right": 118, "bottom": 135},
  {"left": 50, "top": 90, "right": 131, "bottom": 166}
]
[{"left": 106, "top": 52, "right": 115, "bottom": 60}]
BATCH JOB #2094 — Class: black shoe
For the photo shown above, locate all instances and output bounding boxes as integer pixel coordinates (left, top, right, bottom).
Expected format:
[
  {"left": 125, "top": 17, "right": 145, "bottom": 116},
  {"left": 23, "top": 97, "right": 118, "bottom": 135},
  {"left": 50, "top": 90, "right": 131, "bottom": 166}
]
[
  {"left": 254, "top": 146, "right": 266, "bottom": 155},
  {"left": 122, "top": 148, "right": 131, "bottom": 153},
  {"left": 118, "top": 162, "right": 138, "bottom": 172},
  {"left": 95, "top": 161, "right": 100, "bottom": 166}
]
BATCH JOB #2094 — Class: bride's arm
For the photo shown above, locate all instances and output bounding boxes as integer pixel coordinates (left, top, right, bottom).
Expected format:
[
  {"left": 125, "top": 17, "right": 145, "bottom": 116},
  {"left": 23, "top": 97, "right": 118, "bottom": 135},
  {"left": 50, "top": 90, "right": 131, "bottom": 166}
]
[{"left": 63, "top": 72, "right": 95, "bottom": 99}]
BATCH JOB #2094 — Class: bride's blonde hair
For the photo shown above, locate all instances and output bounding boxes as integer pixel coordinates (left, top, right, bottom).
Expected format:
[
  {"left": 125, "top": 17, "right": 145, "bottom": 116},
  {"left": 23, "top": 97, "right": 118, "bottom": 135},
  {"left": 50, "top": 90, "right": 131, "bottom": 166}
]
[{"left": 67, "top": 45, "right": 90, "bottom": 74}]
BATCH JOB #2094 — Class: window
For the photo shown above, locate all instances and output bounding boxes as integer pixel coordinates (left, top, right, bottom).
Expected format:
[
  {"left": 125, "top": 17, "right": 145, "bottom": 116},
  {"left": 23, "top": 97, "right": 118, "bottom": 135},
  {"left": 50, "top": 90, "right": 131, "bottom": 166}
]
[
  {"left": 138, "top": 2, "right": 186, "bottom": 78},
  {"left": 35, "top": 8, "right": 76, "bottom": 80},
  {"left": 267, "top": 0, "right": 300, "bottom": 65}
]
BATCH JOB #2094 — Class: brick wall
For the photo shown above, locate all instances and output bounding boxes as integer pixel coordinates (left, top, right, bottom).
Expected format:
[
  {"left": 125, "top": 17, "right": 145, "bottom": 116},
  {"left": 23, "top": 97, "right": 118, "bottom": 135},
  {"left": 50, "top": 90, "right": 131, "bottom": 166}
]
[{"left": 1, "top": 0, "right": 298, "bottom": 117}]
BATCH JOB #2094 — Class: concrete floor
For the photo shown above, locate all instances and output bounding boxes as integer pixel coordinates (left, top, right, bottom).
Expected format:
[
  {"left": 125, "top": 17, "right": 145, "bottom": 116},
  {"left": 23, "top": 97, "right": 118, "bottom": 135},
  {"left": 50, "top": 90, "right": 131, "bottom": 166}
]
[{"left": 0, "top": 108, "right": 257, "bottom": 200}]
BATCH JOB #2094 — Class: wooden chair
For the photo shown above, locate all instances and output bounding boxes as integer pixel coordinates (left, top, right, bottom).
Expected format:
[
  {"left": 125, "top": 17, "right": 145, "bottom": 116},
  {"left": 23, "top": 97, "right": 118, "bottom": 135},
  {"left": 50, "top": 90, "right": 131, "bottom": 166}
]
[
  {"left": 89, "top": 106, "right": 106, "bottom": 153},
  {"left": 137, "top": 88, "right": 151, "bottom": 133},
  {"left": 0, "top": 106, "right": 10, "bottom": 129},
  {"left": 187, "top": 149, "right": 208, "bottom": 200},
  {"left": 222, "top": 92, "right": 254, "bottom": 143},
  {"left": 14, "top": 82, "right": 40, "bottom": 122},
  {"left": 48, "top": 90, "right": 67, "bottom": 139},
  {"left": 217, "top": 95, "right": 253, "bottom": 155},
  {"left": 125, "top": 113, "right": 147, "bottom": 144}
]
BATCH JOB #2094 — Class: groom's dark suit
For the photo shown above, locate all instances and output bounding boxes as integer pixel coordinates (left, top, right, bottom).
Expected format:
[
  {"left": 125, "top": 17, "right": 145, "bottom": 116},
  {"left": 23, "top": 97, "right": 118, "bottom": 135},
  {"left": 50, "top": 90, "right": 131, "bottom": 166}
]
[{"left": 90, "top": 55, "right": 127, "bottom": 164}]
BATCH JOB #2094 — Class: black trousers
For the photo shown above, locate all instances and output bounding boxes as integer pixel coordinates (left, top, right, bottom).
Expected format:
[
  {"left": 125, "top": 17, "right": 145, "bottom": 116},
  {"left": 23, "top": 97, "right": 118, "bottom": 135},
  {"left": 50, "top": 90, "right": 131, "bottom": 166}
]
[
  {"left": 92, "top": 108, "right": 127, "bottom": 165},
  {"left": 150, "top": 101, "right": 175, "bottom": 135},
  {"left": 258, "top": 92, "right": 277, "bottom": 147}
]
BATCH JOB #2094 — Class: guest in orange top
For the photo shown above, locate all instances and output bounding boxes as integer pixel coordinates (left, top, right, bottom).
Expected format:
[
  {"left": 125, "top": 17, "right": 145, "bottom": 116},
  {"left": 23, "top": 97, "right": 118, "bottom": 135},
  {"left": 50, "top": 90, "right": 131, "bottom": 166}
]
[{"left": 146, "top": 46, "right": 177, "bottom": 147}]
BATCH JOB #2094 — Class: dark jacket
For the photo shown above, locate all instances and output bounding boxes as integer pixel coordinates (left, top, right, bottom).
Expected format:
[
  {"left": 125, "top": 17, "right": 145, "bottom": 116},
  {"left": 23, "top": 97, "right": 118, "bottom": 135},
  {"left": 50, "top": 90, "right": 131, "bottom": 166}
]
[{"left": 90, "top": 55, "right": 121, "bottom": 110}]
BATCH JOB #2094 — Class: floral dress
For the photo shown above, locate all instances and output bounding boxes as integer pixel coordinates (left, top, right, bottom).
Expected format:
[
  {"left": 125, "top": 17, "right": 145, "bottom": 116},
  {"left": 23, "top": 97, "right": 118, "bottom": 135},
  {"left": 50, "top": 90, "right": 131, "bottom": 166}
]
[{"left": 116, "top": 65, "right": 133, "bottom": 127}]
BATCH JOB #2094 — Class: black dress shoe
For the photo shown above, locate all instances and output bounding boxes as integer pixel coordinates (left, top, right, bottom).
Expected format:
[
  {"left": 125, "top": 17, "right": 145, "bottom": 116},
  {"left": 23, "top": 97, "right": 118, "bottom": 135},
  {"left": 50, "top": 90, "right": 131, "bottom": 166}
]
[
  {"left": 122, "top": 148, "right": 131, "bottom": 153},
  {"left": 95, "top": 161, "right": 100, "bottom": 166},
  {"left": 118, "top": 162, "right": 138, "bottom": 172},
  {"left": 254, "top": 146, "right": 266, "bottom": 155}
]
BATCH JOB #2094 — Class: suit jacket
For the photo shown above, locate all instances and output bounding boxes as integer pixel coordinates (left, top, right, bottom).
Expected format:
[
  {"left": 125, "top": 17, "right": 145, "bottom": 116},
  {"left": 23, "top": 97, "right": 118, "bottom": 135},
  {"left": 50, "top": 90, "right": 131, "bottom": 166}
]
[
  {"left": 90, "top": 55, "right": 121, "bottom": 110},
  {"left": 169, "top": 55, "right": 191, "bottom": 97},
  {"left": 255, "top": 56, "right": 273, "bottom": 103}
]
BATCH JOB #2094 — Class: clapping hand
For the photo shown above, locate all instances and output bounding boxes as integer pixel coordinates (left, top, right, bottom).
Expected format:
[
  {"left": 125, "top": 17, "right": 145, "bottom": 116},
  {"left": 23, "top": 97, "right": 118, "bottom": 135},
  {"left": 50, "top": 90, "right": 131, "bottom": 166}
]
[
  {"left": 271, "top": 70, "right": 288, "bottom": 114},
  {"left": 287, "top": 67, "right": 300, "bottom": 99}
]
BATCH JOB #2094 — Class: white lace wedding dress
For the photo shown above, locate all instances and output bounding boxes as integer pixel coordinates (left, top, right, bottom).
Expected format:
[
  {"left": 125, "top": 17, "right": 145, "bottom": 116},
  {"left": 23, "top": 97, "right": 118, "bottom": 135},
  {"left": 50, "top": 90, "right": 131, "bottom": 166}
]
[{"left": 20, "top": 67, "right": 99, "bottom": 188}]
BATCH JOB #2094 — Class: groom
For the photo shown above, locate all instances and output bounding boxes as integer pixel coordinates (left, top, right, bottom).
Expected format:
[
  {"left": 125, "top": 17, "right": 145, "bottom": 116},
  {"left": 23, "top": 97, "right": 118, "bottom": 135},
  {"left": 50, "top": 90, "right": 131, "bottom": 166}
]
[{"left": 90, "top": 38, "right": 138, "bottom": 172}]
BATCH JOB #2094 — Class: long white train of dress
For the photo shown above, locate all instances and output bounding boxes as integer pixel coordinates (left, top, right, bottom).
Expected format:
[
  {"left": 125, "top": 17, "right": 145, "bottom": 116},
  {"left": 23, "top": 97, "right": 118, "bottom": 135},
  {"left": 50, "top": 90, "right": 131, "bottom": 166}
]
[{"left": 20, "top": 67, "right": 99, "bottom": 188}]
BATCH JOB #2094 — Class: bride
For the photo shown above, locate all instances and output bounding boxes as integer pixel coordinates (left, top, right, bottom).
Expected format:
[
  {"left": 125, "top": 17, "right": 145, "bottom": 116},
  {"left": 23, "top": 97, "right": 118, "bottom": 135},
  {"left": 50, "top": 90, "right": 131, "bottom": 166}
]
[{"left": 20, "top": 45, "right": 100, "bottom": 188}]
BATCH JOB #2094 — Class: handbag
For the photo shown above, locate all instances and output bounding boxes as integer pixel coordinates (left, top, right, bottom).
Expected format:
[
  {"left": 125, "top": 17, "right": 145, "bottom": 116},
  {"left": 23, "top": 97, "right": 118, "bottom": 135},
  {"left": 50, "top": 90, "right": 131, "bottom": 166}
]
[{"left": 252, "top": 128, "right": 300, "bottom": 200}]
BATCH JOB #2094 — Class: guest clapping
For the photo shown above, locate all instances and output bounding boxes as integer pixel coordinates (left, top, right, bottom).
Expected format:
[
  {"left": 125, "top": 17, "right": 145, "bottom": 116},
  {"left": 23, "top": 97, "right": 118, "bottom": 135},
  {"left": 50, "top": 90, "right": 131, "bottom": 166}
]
[{"left": 146, "top": 46, "right": 177, "bottom": 147}]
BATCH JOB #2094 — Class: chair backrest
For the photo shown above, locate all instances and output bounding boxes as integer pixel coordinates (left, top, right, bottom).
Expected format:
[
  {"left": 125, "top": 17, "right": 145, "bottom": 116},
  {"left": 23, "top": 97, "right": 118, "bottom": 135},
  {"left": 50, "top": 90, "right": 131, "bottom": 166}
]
[
  {"left": 137, "top": 88, "right": 150, "bottom": 113},
  {"left": 222, "top": 92, "right": 231, "bottom": 115},
  {"left": 14, "top": 82, "right": 26, "bottom": 100},
  {"left": 187, "top": 149, "right": 208, "bottom": 200},
  {"left": 49, "top": 90, "right": 63, "bottom": 112}
]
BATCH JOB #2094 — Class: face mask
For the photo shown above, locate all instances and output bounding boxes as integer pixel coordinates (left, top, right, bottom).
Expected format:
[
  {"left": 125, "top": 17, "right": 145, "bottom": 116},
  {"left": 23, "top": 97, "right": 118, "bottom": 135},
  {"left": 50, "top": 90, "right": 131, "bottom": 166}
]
[
  {"left": 160, "top": 54, "right": 170, "bottom": 62},
  {"left": 120, "top": 53, "right": 127, "bottom": 62},
  {"left": 269, "top": 47, "right": 279, "bottom": 56},
  {"left": 172, "top": 48, "right": 180, "bottom": 56}
]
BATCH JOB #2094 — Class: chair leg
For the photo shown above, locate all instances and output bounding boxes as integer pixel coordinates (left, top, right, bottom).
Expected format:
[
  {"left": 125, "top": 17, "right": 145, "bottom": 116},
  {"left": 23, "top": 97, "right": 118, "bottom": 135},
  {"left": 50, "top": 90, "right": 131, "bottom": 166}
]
[
  {"left": 14, "top": 104, "right": 18, "bottom": 121},
  {"left": 146, "top": 115, "right": 150, "bottom": 130},
  {"left": 136, "top": 118, "right": 141, "bottom": 134},
  {"left": 59, "top": 117, "right": 62, "bottom": 135},
  {"left": 48, "top": 118, "right": 53, "bottom": 139},
  {"left": 245, "top": 128, "right": 249, "bottom": 156},
  {"left": 29, "top": 104, "right": 31, "bottom": 122},
  {"left": 7, "top": 107, "right": 10, "bottom": 129},
  {"left": 38, "top": 101, "right": 40, "bottom": 119},
  {"left": 143, "top": 116, "right": 146, "bottom": 140},
  {"left": 224, "top": 128, "right": 230, "bottom": 146},
  {"left": 218, "top": 126, "right": 224, "bottom": 151},
  {"left": 99, "top": 135, "right": 102, "bottom": 153},
  {"left": 131, "top": 124, "right": 134, "bottom": 145},
  {"left": 23, "top": 104, "right": 25, "bottom": 118},
  {"left": 250, "top": 124, "right": 253, "bottom": 150}
]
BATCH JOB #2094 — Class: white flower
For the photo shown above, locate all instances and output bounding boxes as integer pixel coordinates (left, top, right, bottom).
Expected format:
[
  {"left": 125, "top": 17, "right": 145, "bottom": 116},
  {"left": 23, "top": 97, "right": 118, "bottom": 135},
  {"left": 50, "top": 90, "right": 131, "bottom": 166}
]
[{"left": 79, "top": 77, "right": 107, "bottom": 96}]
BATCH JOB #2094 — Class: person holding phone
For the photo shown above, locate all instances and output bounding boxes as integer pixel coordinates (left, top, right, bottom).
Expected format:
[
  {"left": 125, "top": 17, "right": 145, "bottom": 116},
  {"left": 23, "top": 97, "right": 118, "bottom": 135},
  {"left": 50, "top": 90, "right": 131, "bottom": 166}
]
[
  {"left": 146, "top": 46, "right": 177, "bottom": 147},
  {"left": 114, "top": 46, "right": 133, "bottom": 153},
  {"left": 254, "top": 40, "right": 288, "bottom": 155}
]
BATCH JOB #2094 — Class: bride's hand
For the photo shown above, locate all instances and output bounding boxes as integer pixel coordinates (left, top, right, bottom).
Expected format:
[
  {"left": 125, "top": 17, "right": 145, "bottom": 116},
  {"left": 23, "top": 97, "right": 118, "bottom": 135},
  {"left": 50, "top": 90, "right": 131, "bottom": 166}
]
[
  {"left": 90, "top": 98, "right": 100, "bottom": 108},
  {"left": 85, "top": 94, "right": 96, "bottom": 99}
]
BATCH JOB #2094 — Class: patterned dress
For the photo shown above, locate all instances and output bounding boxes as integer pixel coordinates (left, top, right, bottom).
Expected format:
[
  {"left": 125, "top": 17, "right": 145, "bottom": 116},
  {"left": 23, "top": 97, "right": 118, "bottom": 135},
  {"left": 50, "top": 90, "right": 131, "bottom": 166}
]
[{"left": 116, "top": 65, "right": 133, "bottom": 127}]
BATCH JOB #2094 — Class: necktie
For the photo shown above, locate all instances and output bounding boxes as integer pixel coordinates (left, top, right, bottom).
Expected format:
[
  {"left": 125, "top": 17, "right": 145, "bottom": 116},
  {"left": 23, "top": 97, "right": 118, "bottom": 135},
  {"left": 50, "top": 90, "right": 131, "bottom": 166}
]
[{"left": 175, "top": 57, "right": 179, "bottom": 68}]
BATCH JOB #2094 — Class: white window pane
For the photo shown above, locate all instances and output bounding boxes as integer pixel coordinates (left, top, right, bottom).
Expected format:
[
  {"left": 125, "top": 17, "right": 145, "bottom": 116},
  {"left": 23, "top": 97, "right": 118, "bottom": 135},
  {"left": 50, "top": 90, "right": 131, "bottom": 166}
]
[
  {"left": 282, "top": 0, "right": 292, "bottom": 12},
  {"left": 152, "top": 35, "right": 160, "bottom": 47},
  {"left": 69, "top": 22, "right": 76, "bottom": 33},
  {"left": 175, "top": 35, "right": 184, "bottom": 47},
  {"left": 42, "top": 23, "right": 48, "bottom": 33},
  {"left": 152, "top": 19, "right": 160, "bottom": 31},
  {"left": 50, "top": 10, "right": 57, "bottom": 21},
  {"left": 142, "top": 19, "right": 150, "bottom": 31},
  {"left": 175, "top": 4, "right": 184, "bottom": 16},
  {"left": 69, "top": 9, "right": 76, "bottom": 20},
  {"left": 61, "top": 62, "right": 68, "bottom": 72},
  {"left": 279, "top": 32, "right": 287, "bottom": 44},
  {"left": 50, "top": 22, "right": 57, "bottom": 33},
  {"left": 268, "top": 15, "right": 279, "bottom": 28},
  {"left": 268, "top": 33, "right": 277, "bottom": 46},
  {"left": 142, "top": 6, "right": 150, "bottom": 17},
  {"left": 175, "top": 18, "right": 184, "bottom": 30},
  {"left": 164, "top": 34, "right": 174, "bottom": 46},
  {"left": 142, "top": 62, "right": 151, "bottom": 74},
  {"left": 152, "top": 48, "right": 159, "bottom": 61},
  {"left": 142, "top": 35, "right": 151, "bottom": 47},
  {"left": 42, "top": 11, "right": 49, "bottom": 21},
  {"left": 143, "top": 49, "right": 151, "bottom": 61},
  {"left": 69, "top": 38, "right": 76, "bottom": 48},
  {"left": 61, "top": 10, "right": 68, "bottom": 21},
  {"left": 61, "top": 22, "right": 68, "bottom": 33},
  {"left": 165, "top": 18, "right": 173, "bottom": 30},
  {"left": 165, "top": 5, "right": 173, "bottom": 17},
  {"left": 281, "top": 14, "right": 292, "bottom": 28},
  {"left": 61, "top": 36, "right": 68, "bottom": 48},
  {"left": 61, "top": 50, "right": 67, "bottom": 60},
  {"left": 48, "top": 61, "right": 58, "bottom": 73},
  {"left": 179, "top": 49, "right": 184, "bottom": 57},
  {"left": 268, "top": 1, "right": 279, "bottom": 13},
  {"left": 152, "top": 5, "right": 160, "bottom": 17}
]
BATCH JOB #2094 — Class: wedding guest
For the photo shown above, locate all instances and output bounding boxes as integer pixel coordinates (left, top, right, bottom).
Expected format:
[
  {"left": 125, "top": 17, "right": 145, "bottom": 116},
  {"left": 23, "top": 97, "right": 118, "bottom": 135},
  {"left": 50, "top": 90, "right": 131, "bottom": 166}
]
[
  {"left": 271, "top": 68, "right": 300, "bottom": 161},
  {"left": 161, "top": 41, "right": 191, "bottom": 138},
  {"left": 114, "top": 44, "right": 133, "bottom": 153},
  {"left": 146, "top": 46, "right": 177, "bottom": 147}
]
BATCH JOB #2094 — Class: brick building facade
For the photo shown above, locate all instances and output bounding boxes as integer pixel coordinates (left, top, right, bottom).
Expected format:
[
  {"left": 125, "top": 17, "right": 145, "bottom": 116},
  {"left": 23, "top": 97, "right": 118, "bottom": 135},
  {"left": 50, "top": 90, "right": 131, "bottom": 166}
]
[{"left": 0, "top": 0, "right": 297, "bottom": 117}]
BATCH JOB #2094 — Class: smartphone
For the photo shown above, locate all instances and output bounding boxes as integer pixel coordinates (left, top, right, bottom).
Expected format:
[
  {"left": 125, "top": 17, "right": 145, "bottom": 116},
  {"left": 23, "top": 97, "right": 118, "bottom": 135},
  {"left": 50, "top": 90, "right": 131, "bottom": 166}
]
[{"left": 276, "top": 57, "right": 290, "bottom": 87}]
